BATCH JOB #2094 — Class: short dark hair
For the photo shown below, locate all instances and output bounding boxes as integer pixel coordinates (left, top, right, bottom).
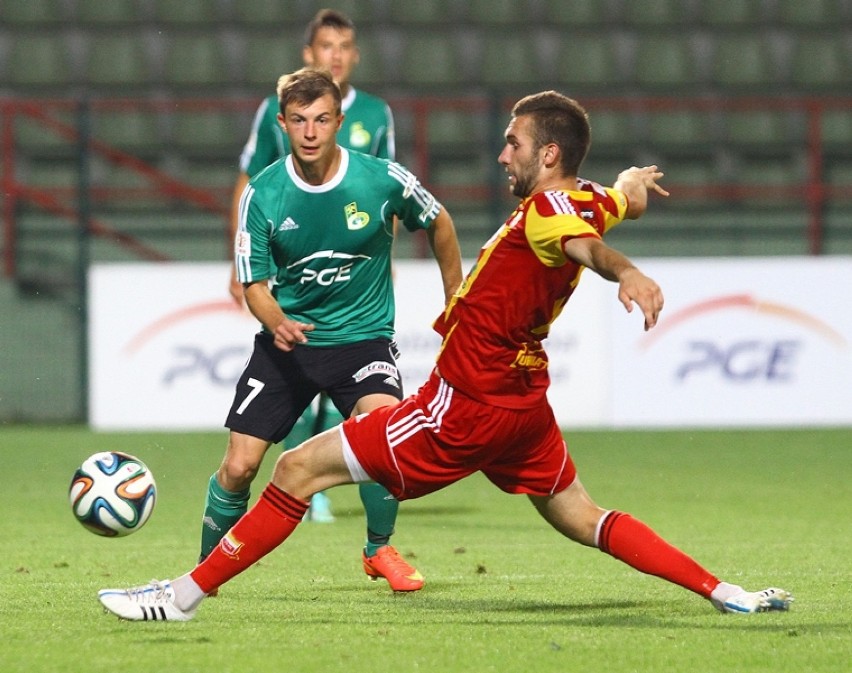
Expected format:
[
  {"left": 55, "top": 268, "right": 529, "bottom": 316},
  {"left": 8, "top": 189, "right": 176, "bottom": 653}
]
[
  {"left": 277, "top": 67, "right": 342, "bottom": 117},
  {"left": 511, "top": 91, "right": 591, "bottom": 177},
  {"left": 304, "top": 8, "right": 356, "bottom": 46}
]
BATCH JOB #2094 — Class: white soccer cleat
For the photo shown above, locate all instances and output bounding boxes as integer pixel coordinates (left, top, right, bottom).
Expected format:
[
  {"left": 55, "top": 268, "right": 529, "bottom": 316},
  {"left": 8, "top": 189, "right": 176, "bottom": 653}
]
[
  {"left": 98, "top": 579, "right": 196, "bottom": 622},
  {"left": 713, "top": 587, "right": 794, "bottom": 614}
]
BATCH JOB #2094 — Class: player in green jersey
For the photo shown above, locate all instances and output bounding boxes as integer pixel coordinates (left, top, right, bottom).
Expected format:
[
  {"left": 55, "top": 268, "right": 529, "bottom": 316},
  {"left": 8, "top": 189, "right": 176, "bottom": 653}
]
[
  {"left": 223, "top": 10, "right": 395, "bottom": 527},
  {"left": 203, "top": 67, "right": 462, "bottom": 592},
  {"left": 213, "top": 9, "right": 393, "bottom": 546}
]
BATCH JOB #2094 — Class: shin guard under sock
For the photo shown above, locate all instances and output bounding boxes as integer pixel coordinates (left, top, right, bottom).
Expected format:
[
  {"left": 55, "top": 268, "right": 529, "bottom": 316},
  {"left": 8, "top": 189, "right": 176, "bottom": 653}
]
[
  {"left": 597, "top": 511, "right": 720, "bottom": 598},
  {"left": 191, "top": 484, "right": 309, "bottom": 594},
  {"left": 199, "top": 474, "right": 250, "bottom": 561},
  {"left": 360, "top": 481, "right": 399, "bottom": 556}
]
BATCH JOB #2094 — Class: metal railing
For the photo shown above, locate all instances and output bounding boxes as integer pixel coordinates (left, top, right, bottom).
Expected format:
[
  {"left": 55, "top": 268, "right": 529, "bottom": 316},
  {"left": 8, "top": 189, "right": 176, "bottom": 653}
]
[{"left": 2, "top": 93, "right": 851, "bottom": 280}]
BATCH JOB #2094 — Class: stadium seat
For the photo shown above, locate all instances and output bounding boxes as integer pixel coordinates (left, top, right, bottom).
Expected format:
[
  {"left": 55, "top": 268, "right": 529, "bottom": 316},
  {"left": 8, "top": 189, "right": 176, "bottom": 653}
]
[
  {"left": 540, "top": 0, "right": 610, "bottom": 26},
  {"left": 6, "top": 32, "right": 73, "bottom": 89},
  {"left": 585, "top": 108, "right": 637, "bottom": 154},
  {"left": 91, "top": 109, "right": 164, "bottom": 153},
  {"left": 623, "top": 0, "right": 694, "bottom": 25},
  {"left": 178, "top": 157, "right": 240, "bottom": 192},
  {"left": 83, "top": 33, "right": 153, "bottom": 89},
  {"left": 149, "top": 0, "right": 226, "bottom": 25},
  {"left": 242, "top": 31, "right": 307, "bottom": 90},
  {"left": 825, "top": 157, "right": 852, "bottom": 188},
  {"left": 776, "top": 0, "right": 846, "bottom": 26},
  {"left": 0, "top": 0, "right": 65, "bottom": 24},
  {"left": 169, "top": 108, "right": 244, "bottom": 157},
  {"left": 426, "top": 108, "right": 489, "bottom": 148},
  {"left": 645, "top": 109, "right": 716, "bottom": 152},
  {"left": 160, "top": 33, "right": 232, "bottom": 89},
  {"left": 75, "top": 0, "right": 142, "bottom": 24},
  {"left": 710, "top": 34, "right": 778, "bottom": 89},
  {"left": 399, "top": 32, "right": 466, "bottom": 87},
  {"left": 552, "top": 34, "right": 624, "bottom": 90},
  {"left": 824, "top": 205, "right": 852, "bottom": 254},
  {"left": 231, "top": 0, "right": 294, "bottom": 25},
  {"left": 480, "top": 32, "right": 544, "bottom": 87},
  {"left": 388, "top": 0, "right": 457, "bottom": 24},
  {"left": 721, "top": 110, "right": 798, "bottom": 146},
  {"left": 736, "top": 155, "right": 805, "bottom": 187},
  {"left": 633, "top": 33, "right": 701, "bottom": 90},
  {"left": 12, "top": 107, "right": 78, "bottom": 156},
  {"left": 654, "top": 157, "right": 717, "bottom": 188},
  {"left": 696, "top": 0, "right": 766, "bottom": 25},
  {"left": 465, "top": 0, "right": 533, "bottom": 24},
  {"left": 18, "top": 157, "right": 78, "bottom": 188},
  {"left": 789, "top": 35, "right": 850, "bottom": 90},
  {"left": 820, "top": 109, "right": 852, "bottom": 149},
  {"left": 428, "top": 155, "right": 491, "bottom": 195}
]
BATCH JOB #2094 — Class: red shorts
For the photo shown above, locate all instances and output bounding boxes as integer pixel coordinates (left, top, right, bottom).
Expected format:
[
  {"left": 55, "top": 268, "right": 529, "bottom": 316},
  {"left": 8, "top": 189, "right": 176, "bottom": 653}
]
[{"left": 341, "top": 373, "right": 577, "bottom": 501}]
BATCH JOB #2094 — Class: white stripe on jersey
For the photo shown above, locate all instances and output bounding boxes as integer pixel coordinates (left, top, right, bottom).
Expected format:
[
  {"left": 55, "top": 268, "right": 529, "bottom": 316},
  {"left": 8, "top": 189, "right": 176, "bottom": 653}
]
[
  {"left": 388, "top": 162, "right": 441, "bottom": 222},
  {"left": 236, "top": 185, "right": 255, "bottom": 283},
  {"left": 545, "top": 190, "right": 577, "bottom": 216}
]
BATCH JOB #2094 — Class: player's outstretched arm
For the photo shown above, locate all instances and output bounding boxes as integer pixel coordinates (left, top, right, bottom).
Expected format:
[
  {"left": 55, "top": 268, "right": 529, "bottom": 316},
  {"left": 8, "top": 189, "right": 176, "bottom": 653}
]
[
  {"left": 563, "top": 237, "right": 664, "bottom": 331},
  {"left": 614, "top": 165, "right": 670, "bottom": 220}
]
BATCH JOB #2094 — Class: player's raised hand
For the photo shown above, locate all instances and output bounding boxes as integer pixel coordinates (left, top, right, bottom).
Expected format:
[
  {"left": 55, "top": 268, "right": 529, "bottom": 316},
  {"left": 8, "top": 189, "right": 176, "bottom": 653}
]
[
  {"left": 615, "top": 165, "right": 670, "bottom": 219},
  {"left": 626, "top": 165, "right": 670, "bottom": 197}
]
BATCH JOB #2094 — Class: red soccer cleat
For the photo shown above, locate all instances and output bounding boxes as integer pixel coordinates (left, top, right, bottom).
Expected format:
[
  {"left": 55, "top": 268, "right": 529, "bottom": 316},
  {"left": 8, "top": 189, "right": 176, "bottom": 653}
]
[{"left": 362, "top": 546, "right": 425, "bottom": 592}]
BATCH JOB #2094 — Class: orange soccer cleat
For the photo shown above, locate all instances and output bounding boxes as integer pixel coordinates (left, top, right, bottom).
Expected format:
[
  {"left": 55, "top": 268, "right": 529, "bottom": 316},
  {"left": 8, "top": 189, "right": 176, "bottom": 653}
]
[{"left": 362, "top": 545, "right": 425, "bottom": 592}]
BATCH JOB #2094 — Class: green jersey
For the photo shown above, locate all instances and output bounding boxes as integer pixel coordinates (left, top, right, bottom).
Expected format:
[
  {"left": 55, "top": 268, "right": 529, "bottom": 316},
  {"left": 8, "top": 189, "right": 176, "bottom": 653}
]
[
  {"left": 239, "top": 87, "right": 395, "bottom": 177},
  {"left": 235, "top": 149, "right": 440, "bottom": 346}
]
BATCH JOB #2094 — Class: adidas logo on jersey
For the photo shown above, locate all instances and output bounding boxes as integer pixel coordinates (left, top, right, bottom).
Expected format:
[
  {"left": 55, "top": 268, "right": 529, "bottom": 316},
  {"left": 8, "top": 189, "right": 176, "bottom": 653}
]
[{"left": 278, "top": 217, "right": 299, "bottom": 231}]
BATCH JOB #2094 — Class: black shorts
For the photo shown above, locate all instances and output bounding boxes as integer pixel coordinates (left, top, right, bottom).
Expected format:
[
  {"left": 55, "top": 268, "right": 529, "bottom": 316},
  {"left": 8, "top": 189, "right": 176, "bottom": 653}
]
[{"left": 225, "top": 333, "right": 403, "bottom": 443}]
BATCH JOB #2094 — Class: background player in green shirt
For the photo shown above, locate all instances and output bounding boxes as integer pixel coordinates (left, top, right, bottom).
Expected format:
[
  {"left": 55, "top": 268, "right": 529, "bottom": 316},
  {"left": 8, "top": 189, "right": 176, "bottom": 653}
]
[{"left": 201, "top": 66, "right": 462, "bottom": 592}]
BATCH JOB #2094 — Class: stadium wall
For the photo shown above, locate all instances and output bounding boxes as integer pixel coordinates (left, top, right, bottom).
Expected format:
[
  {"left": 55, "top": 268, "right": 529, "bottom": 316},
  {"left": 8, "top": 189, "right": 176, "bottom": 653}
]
[
  {"left": 0, "top": 278, "right": 82, "bottom": 423},
  {"left": 86, "top": 258, "right": 852, "bottom": 431}
]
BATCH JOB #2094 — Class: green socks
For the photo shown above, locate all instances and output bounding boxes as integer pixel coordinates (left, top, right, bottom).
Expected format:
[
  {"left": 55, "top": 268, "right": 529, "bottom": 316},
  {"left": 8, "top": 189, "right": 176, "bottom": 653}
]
[
  {"left": 199, "top": 474, "right": 250, "bottom": 562},
  {"left": 360, "top": 481, "right": 399, "bottom": 557}
]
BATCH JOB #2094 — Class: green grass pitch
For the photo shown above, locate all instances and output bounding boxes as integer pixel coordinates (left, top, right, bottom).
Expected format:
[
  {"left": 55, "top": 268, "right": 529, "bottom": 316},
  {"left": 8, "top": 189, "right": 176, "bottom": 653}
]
[{"left": 1, "top": 425, "right": 850, "bottom": 672}]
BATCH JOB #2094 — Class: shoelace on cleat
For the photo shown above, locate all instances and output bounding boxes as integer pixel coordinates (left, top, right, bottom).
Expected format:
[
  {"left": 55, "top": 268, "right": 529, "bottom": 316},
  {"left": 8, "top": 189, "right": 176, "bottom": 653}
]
[{"left": 127, "top": 580, "right": 168, "bottom": 603}]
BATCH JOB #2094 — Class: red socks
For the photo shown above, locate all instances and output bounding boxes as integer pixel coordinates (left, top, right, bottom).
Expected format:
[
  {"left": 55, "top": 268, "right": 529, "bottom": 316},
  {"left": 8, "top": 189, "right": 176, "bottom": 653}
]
[
  {"left": 190, "top": 492, "right": 721, "bottom": 599},
  {"left": 191, "top": 484, "right": 309, "bottom": 594},
  {"left": 597, "top": 511, "right": 720, "bottom": 598}
]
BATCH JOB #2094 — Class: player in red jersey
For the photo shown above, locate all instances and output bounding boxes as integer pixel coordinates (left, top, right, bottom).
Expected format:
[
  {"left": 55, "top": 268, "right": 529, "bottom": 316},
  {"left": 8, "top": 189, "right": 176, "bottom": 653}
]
[{"left": 99, "top": 91, "right": 793, "bottom": 621}]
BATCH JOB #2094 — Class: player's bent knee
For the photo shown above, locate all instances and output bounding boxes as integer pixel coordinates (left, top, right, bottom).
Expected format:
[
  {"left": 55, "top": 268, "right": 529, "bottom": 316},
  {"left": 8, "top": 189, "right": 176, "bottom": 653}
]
[{"left": 218, "top": 459, "right": 260, "bottom": 490}]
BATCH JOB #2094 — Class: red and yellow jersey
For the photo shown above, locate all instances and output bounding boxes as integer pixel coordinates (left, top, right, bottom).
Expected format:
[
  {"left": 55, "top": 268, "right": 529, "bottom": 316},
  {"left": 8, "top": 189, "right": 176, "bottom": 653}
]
[{"left": 433, "top": 179, "right": 628, "bottom": 409}]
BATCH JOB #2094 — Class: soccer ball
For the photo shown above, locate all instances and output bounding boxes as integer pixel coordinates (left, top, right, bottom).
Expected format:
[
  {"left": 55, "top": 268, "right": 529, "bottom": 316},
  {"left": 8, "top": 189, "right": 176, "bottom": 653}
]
[{"left": 69, "top": 451, "right": 157, "bottom": 537}]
